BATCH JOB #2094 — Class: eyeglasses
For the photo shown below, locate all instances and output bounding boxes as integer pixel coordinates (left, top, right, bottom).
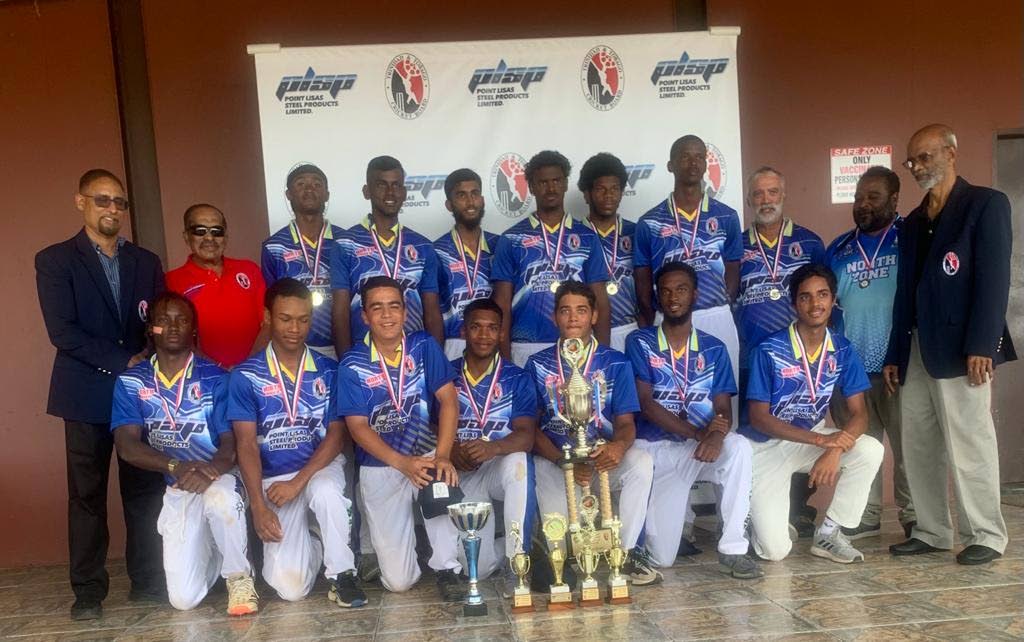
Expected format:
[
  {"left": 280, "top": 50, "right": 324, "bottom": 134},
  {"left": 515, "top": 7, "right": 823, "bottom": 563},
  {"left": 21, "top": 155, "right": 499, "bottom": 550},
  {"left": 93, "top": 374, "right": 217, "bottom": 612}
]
[
  {"left": 188, "top": 225, "right": 226, "bottom": 238},
  {"left": 81, "top": 193, "right": 130, "bottom": 211},
  {"left": 902, "top": 146, "right": 951, "bottom": 170}
]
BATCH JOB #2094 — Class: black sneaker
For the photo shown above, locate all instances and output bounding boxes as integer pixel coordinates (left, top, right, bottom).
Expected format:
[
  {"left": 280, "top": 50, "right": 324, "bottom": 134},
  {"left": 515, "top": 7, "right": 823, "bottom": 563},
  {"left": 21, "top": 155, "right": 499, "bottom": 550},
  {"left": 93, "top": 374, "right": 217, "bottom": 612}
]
[
  {"left": 623, "top": 548, "right": 663, "bottom": 586},
  {"left": 435, "top": 568, "right": 465, "bottom": 602},
  {"left": 328, "top": 571, "right": 367, "bottom": 608},
  {"left": 70, "top": 599, "right": 103, "bottom": 621},
  {"left": 790, "top": 515, "right": 816, "bottom": 539}
]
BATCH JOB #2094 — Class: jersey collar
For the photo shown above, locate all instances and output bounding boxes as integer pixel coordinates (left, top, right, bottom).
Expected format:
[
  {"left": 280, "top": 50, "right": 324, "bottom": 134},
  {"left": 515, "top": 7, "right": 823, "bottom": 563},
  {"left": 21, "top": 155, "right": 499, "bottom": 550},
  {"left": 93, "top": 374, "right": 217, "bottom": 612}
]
[
  {"left": 151, "top": 353, "right": 195, "bottom": 388},
  {"left": 265, "top": 345, "right": 317, "bottom": 381},
  {"left": 367, "top": 332, "right": 405, "bottom": 367},
  {"left": 747, "top": 218, "right": 793, "bottom": 247},
  {"left": 788, "top": 323, "right": 834, "bottom": 362},
  {"left": 289, "top": 220, "right": 334, "bottom": 246},
  {"left": 674, "top": 192, "right": 710, "bottom": 221},
  {"left": 451, "top": 228, "right": 491, "bottom": 258},
  {"left": 463, "top": 354, "right": 499, "bottom": 387},
  {"left": 529, "top": 213, "right": 571, "bottom": 232},
  {"left": 362, "top": 216, "right": 401, "bottom": 247},
  {"left": 656, "top": 325, "right": 699, "bottom": 355}
]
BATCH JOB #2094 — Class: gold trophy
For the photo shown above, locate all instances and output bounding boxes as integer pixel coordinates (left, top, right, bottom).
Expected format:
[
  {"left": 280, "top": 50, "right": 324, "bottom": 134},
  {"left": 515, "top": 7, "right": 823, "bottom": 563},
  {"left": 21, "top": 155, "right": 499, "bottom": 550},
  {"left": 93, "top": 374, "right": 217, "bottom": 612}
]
[
  {"left": 508, "top": 521, "right": 534, "bottom": 613},
  {"left": 541, "top": 513, "right": 574, "bottom": 609},
  {"left": 546, "top": 337, "right": 632, "bottom": 605}
]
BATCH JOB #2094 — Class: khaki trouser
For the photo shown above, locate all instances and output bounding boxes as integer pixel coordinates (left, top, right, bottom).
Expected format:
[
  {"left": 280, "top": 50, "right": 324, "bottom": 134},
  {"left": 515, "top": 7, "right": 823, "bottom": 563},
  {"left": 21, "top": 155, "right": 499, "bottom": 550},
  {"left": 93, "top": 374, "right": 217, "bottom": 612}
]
[
  {"left": 831, "top": 373, "right": 915, "bottom": 527},
  {"left": 900, "top": 332, "right": 1008, "bottom": 552}
]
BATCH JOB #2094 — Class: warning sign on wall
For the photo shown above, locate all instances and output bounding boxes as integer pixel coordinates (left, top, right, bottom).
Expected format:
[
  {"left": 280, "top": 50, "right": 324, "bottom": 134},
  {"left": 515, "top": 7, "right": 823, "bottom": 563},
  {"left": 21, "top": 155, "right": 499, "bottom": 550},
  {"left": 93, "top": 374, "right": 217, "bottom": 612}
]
[{"left": 830, "top": 145, "right": 892, "bottom": 204}]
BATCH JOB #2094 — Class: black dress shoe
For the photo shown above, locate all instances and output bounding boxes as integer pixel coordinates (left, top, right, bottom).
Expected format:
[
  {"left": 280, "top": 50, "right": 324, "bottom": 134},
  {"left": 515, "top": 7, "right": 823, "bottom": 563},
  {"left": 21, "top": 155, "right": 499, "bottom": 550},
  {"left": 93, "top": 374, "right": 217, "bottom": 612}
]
[
  {"left": 956, "top": 544, "right": 1002, "bottom": 565},
  {"left": 70, "top": 599, "right": 103, "bottom": 621},
  {"left": 889, "top": 538, "right": 949, "bottom": 556}
]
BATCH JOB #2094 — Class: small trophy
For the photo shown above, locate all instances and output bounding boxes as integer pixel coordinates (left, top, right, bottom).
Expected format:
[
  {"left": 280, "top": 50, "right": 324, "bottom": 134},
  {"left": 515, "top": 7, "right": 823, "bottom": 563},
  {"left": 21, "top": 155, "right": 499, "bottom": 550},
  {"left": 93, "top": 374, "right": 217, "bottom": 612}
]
[
  {"left": 507, "top": 521, "right": 534, "bottom": 613},
  {"left": 542, "top": 513, "right": 574, "bottom": 610},
  {"left": 447, "top": 501, "right": 492, "bottom": 616},
  {"left": 577, "top": 494, "right": 602, "bottom": 606},
  {"left": 606, "top": 523, "right": 631, "bottom": 604}
]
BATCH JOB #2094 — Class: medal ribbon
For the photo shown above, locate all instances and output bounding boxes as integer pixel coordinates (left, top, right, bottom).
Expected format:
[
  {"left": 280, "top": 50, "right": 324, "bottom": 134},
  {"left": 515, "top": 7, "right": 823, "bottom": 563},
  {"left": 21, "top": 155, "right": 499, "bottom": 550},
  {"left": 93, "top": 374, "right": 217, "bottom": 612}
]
[
  {"left": 660, "top": 327, "right": 690, "bottom": 402},
  {"left": 268, "top": 345, "right": 307, "bottom": 426},
  {"left": 153, "top": 353, "right": 194, "bottom": 431},
  {"left": 753, "top": 226, "right": 785, "bottom": 283},
  {"left": 291, "top": 220, "right": 328, "bottom": 285},
  {"left": 461, "top": 355, "right": 503, "bottom": 429},
  {"left": 451, "top": 228, "right": 483, "bottom": 297},
  {"left": 374, "top": 336, "right": 407, "bottom": 416},
  {"left": 538, "top": 215, "right": 567, "bottom": 278},
  {"left": 369, "top": 222, "right": 404, "bottom": 279},
  {"left": 854, "top": 221, "right": 894, "bottom": 271},
  {"left": 792, "top": 325, "right": 830, "bottom": 403},
  {"left": 587, "top": 217, "right": 620, "bottom": 276},
  {"left": 668, "top": 193, "right": 701, "bottom": 259}
]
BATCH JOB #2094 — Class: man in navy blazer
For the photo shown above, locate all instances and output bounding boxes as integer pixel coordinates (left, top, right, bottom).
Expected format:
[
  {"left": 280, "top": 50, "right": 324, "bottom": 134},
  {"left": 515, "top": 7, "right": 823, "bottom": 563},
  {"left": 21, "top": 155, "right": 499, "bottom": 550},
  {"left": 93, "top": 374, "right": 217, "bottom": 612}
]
[
  {"left": 35, "top": 169, "right": 167, "bottom": 620},
  {"left": 883, "top": 124, "right": 1016, "bottom": 566}
]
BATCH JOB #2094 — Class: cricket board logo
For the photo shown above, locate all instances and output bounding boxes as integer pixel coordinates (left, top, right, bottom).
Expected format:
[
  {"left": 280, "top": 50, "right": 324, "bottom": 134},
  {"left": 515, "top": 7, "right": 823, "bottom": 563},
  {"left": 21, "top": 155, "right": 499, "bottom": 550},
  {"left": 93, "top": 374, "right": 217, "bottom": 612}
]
[
  {"left": 188, "top": 383, "right": 201, "bottom": 402},
  {"left": 490, "top": 153, "right": 533, "bottom": 218},
  {"left": 386, "top": 54, "right": 429, "bottom": 119},
  {"left": 581, "top": 45, "right": 624, "bottom": 111},
  {"left": 942, "top": 251, "right": 960, "bottom": 276},
  {"left": 704, "top": 143, "right": 728, "bottom": 199}
]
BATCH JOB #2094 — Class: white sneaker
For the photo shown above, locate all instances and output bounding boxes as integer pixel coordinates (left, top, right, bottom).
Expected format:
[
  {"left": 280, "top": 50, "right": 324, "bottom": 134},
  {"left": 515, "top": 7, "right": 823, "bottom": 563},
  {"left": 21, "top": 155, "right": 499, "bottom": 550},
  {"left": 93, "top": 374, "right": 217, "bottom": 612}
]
[
  {"left": 810, "top": 528, "right": 865, "bottom": 564},
  {"left": 226, "top": 573, "right": 258, "bottom": 616}
]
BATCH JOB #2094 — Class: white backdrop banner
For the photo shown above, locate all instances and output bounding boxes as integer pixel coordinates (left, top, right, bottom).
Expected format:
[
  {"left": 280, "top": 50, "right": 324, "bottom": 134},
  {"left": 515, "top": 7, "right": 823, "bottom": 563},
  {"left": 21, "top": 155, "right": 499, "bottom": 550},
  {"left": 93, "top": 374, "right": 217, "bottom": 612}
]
[{"left": 250, "top": 29, "right": 743, "bottom": 238}]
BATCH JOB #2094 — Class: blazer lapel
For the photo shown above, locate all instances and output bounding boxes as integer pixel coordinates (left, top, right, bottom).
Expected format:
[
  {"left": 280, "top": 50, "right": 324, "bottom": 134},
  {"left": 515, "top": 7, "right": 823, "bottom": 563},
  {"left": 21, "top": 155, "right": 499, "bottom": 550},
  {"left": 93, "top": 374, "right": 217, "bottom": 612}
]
[{"left": 74, "top": 229, "right": 120, "bottom": 321}]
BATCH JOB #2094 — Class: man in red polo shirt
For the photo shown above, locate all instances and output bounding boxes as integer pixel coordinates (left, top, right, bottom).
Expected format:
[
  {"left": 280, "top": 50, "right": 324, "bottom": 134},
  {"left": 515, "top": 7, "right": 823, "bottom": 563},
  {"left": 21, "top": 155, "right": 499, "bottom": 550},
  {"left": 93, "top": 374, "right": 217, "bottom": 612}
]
[{"left": 166, "top": 204, "right": 268, "bottom": 367}]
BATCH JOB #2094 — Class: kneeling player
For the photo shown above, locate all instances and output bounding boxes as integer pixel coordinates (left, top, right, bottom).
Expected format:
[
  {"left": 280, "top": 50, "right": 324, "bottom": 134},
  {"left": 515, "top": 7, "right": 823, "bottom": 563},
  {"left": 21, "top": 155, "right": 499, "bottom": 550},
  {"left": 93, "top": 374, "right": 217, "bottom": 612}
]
[
  {"left": 525, "top": 280, "right": 660, "bottom": 585},
  {"left": 742, "top": 264, "right": 883, "bottom": 563},
  {"left": 336, "top": 276, "right": 464, "bottom": 598},
  {"left": 229, "top": 278, "right": 365, "bottom": 606},
  {"left": 112, "top": 292, "right": 257, "bottom": 614},
  {"left": 625, "top": 262, "right": 762, "bottom": 578},
  {"left": 451, "top": 299, "right": 538, "bottom": 592}
]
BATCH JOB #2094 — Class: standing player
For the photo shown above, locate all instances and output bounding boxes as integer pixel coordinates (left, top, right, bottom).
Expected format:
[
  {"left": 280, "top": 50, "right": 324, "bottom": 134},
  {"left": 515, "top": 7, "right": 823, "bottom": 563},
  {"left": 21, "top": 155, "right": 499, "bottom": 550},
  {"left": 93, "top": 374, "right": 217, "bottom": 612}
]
[
  {"left": 492, "top": 150, "right": 610, "bottom": 366},
  {"left": 826, "top": 166, "right": 915, "bottom": 540},
  {"left": 578, "top": 152, "right": 638, "bottom": 352},
  {"left": 625, "top": 262, "right": 762, "bottom": 578},
  {"left": 336, "top": 276, "right": 465, "bottom": 598},
  {"left": 262, "top": 163, "right": 346, "bottom": 357},
  {"left": 228, "top": 278, "right": 365, "bottom": 607},
  {"left": 434, "top": 168, "right": 500, "bottom": 359},
  {"left": 450, "top": 299, "right": 538, "bottom": 591},
  {"left": 525, "top": 281, "right": 659, "bottom": 585},
  {"left": 330, "top": 156, "right": 443, "bottom": 354},
  {"left": 633, "top": 135, "right": 743, "bottom": 381},
  {"left": 112, "top": 292, "right": 259, "bottom": 615},
  {"left": 741, "top": 264, "right": 883, "bottom": 563}
]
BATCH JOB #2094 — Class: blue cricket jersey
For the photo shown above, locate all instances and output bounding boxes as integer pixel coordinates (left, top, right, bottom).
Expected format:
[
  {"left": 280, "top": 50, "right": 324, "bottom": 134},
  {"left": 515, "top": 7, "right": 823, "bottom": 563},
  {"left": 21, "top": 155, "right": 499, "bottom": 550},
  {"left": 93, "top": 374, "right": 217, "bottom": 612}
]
[
  {"left": 589, "top": 217, "right": 637, "bottom": 328},
  {"left": 452, "top": 355, "right": 536, "bottom": 442},
  {"left": 434, "top": 229, "right": 499, "bottom": 340}
]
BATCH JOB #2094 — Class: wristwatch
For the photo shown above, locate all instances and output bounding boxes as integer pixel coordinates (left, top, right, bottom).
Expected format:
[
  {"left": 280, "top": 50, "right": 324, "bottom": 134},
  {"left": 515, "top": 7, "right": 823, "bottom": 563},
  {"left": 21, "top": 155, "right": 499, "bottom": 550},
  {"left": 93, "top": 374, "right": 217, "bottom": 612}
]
[{"left": 167, "top": 459, "right": 181, "bottom": 475}]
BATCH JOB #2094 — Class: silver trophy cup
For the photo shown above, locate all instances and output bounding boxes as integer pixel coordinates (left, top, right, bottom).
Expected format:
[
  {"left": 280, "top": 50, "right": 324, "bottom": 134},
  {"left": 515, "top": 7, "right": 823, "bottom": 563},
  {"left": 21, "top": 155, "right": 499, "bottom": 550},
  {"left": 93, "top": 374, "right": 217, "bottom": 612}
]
[{"left": 447, "top": 501, "right": 493, "bottom": 616}]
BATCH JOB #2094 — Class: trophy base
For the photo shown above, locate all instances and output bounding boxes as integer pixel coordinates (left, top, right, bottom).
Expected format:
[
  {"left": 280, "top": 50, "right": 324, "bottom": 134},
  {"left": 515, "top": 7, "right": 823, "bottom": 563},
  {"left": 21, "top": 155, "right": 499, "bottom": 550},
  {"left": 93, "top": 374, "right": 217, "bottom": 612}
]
[
  {"left": 511, "top": 589, "right": 534, "bottom": 614},
  {"left": 607, "top": 578, "right": 632, "bottom": 605},
  {"left": 579, "top": 578, "right": 602, "bottom": 607},
  {"left": 547, "top": 585, "right": 575, "bottom": 611},
  {"left": 462, "top": 601, "right": 488, "bottom": 617}
]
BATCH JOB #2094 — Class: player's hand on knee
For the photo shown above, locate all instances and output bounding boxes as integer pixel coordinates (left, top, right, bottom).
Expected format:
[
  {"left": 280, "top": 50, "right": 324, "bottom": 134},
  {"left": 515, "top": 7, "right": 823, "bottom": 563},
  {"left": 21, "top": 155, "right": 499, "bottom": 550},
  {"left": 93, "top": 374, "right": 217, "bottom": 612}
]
[
  {"left": 399, "top": 455, "right": 435, "bottom": 488},
  {"left": 432, "top": 455, "right": 459, "bottom": 486},
  {"left": 462, "top": 439, "right": 496, "bottom": 466},
  {"left": 266, "top": 479, "right": 303, "bottom": 507},
  {"left": 693, "top": 431, "right": 724, "bottom": 463},
  {"left": 808, "top": 450, "right": 841, "bottom": 488},
  {"left": 450, "top": 444, "right": 477, "bottom": 472},
  {"left": 819, "top": 431, "right": 855, "bottom": 452},
  {"left": 253, "top": 505, "right": 283, "bottom": 543}
]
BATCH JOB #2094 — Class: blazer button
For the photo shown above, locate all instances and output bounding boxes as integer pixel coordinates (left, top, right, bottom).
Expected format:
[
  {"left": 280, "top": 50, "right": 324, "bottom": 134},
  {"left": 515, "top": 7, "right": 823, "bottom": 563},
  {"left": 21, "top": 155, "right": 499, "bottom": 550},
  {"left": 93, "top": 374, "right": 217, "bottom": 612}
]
[{"left": 118, "top": 340, "right": 124, "bottom": 345}]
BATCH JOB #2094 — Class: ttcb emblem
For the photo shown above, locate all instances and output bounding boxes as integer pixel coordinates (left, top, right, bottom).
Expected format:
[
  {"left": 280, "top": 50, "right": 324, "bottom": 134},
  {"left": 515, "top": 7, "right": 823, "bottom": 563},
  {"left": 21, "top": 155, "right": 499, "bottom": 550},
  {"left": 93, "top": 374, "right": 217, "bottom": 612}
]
[
  {"left": 490, "top": 153, "right": 532, "bottom": 218},
  {"left": 386, "top": 54, "right": 429, "bottom": 119}
]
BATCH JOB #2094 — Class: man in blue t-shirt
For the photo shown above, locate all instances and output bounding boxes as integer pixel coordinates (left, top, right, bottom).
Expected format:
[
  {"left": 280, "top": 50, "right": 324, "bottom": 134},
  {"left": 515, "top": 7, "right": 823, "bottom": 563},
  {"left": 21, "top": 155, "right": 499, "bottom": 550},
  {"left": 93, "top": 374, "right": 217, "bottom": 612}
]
[
  {"left": 112, "top": 292, "right": 258, "bottom": 616},
  {"left": 261, "top": 164, "right": 346, "bottom": 357},
  {"left": 329, "top": 156, "right": 444, "bottom": 354},
  {"left": 578, "top": 152, "right": 639, "bottom": 352},
  {"left": 525, "top": 280, "right": 659, "bottom": 585},
  {"left": 826, "top": 166, "right": 914, "bottom": 540},
  {"left": 336, "top": 276, "right": 464, "bottom": 599},
  {"left": 433, "top": 168, "right": 499, "bottom": 360},
  {"left": 742, "top": 264, "right": 883, "bottom": 564},
  {"left": 625, "top": 262, "right": 762, "bottom": 579},
  {"left": 228, "top": 278, "right": 365, "bottom": 607},
  {"left": 450, "top": 299, "right": 538, "bottom": 591},
  {"left": 492, "top": 150, "right": 610, "bottom": 366}
]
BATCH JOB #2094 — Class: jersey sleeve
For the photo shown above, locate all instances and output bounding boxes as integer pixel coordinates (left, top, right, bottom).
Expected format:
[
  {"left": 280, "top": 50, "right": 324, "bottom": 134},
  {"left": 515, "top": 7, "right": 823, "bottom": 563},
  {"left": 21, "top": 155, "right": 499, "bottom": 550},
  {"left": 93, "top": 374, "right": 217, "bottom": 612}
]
[
  {"left": 423, "top": 338, "right": 458, "bottom": 395},
  {"left": 710, "top": 344, "right": 738, "bottom": 396},
  {"left": 110, "top": 376, "right": 143, "bottom": 431},
  {"left": 335, "top": 362, "right": 371, "bottom": 418},
  {"left": 490, "top": 235, "right": 516, "bottom": 283},
  {"left": 582, "top": 233, "right": 610, "bottom": 283},
  {"left": 625, "top": 334, "right": 653, "bottom": 384},
  {"left": 436, "top": 250, "right": 452, "bottom": 307},
  {"left": 260, "top": 242, "right": 278, "bottom": 286},
  {"left": 419, "top": 244, "right": 439, "bottom": 294},
  {"left": 632, "top": 220, "right": 653, "bottom": 268},
  {"left": 608, "top": 359, "right": 641, "bottom": 415},
  {"left": 838, "top": 344, "right": 872, "bottom": 397},
  {"left": 329, "top": 238, "right": 351, "bottom": 292},
  {"left": 808, "top": 234, "right": 827, "bottom": 265},
  {"left": 209, "top": 373, "right": 231, "bottom": 435},
  {"left": 510, "top": 369, "right": 538, "bottom": 419},
  {"left": 722, "top": 212, "right": 743, "bottom": 262},
  {"left": 745, "top": 346, "right": 775, "bottom": 403},
  {"left": 226, "top": 370, "right": 259, "bottom": 422}
]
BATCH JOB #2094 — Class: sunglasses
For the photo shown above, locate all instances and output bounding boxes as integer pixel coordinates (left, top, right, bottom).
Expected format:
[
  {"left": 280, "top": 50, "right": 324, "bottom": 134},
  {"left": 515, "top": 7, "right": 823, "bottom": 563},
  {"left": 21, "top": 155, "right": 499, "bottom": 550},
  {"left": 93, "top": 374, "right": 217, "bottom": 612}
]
[
  {"left": 188, "top": 225, "right": 226, "bottom": 238},
  {"left": 81, "top": 193, "right": 130, "bottom": 211}
]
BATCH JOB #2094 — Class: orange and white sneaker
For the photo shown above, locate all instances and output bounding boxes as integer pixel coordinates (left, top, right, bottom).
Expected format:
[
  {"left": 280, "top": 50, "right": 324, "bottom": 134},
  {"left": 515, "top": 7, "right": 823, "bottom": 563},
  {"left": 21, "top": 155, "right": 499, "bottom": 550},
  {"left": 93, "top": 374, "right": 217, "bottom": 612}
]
[{"left": 226, "top": 573, "right": 259, "bottom": 616}]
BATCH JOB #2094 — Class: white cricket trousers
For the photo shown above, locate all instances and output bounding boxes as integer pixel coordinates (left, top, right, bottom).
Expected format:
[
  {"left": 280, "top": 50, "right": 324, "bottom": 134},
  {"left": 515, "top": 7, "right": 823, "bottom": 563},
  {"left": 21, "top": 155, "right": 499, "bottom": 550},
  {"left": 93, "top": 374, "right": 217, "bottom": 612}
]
[
  {"left": 511, "top": 342, "right": 554, "bottom": 368},
  {"left": 635, "top": 434, "right": 752, "bottom": 566},
  {"left": 358, "top": 465, "right": 462, "bottom": 592},
  {"left": 458, "top": 452, "right": 535, "bottom": 578},
  {"left": 534, "top": 446, "right": 653, "bottom": 550},
  {"left": 260, "top": 455, "right": 355, "bottom": 601},
  {"left": 748, "top": 424, "right": 883, "bottom": 561},
  {"left": 611, "top": 322, "right": 639, "bottom": 353},
  {"left": 157, "top": 473, "right": 250, "bottom": 610}
]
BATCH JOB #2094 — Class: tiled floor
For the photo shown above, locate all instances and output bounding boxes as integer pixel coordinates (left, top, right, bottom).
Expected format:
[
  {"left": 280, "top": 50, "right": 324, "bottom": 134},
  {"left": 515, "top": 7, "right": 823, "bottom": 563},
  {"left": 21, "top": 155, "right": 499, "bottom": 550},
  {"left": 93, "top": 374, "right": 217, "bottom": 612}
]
[{"left": 2, "top": 503, "right": 1022, "bottom": 641}]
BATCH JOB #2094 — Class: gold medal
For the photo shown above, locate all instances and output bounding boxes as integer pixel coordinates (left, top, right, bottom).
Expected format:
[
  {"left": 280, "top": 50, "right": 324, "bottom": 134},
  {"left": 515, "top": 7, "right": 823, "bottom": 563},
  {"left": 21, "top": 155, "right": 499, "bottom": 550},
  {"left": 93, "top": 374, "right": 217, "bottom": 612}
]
[
  {"left": 606, "top": 282, "right": 619, "bottom": 296},
  {"left": 312, "top": 290, "right": 325, "bottom": 307},
  {"left": 549, "top": 280, "right": 561, "bottom": 293},
  {"left": 769, "top": 288, "right": 781, "bottom": 301}
]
